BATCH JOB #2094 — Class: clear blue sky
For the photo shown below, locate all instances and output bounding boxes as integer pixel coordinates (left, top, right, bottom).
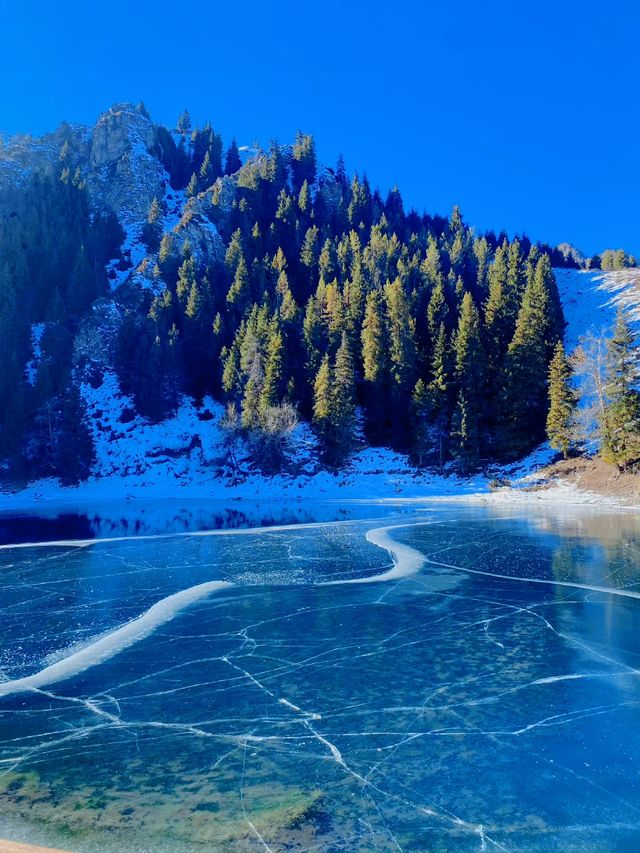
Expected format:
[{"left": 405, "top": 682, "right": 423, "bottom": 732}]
[{"left": 1, "top": 0, "right": 638, "bottom": 256}]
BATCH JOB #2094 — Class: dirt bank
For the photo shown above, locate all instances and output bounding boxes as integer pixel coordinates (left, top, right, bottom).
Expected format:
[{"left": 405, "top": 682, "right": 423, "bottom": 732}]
[{"left": 534, "top": 455, "right": 640, "bottom": 505}]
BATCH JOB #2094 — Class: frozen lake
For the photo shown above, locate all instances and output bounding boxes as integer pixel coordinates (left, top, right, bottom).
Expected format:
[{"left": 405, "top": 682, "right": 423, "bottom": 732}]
[{"left": 1, "top": 503, "right": 640, "bottom": 851}]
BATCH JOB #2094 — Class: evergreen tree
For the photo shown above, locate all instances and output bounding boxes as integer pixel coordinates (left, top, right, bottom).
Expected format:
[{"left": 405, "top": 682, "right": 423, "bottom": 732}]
[
  {"left": 261, "top": 321, "right": 284, "bottom": 412},
  {"left": 426, "top": 322, "right": 452, "bottom": 469},
  {"left": 361, "top": 290, "right": 388, "bottom": 438},
  {"left": 312, "top": 354, "right": 332, "bottom": 439},
  {"left": 546, "top": 341, "right": 576, "bottom": 459},
  {"left": 142, "top": 197, "right": 163, "bottom": 252},
  {"left": 412, "top": 379, "right": 431, "bottom": 466},
  {"left": 186, "top": 172, "right": 199, "bottom": 197},
  {"left": 242, "top": 350, "right": 264, "bottom": 429},
  {"left": 330, "top": 332, "right": 357, "bottom": 461},
  {"left": 602, "top": 310, "right": 640, "bottom": 468},
  {"left": 55, "top": 383, "right": 96, "bottom": 485},
  {"left": 427, "top": 279, "right": 449, "bottom": 341},
  {"left": 226, "top": 254, "right": 251, "bottom": 308},
  {"left": 500, "top": 254, "right": 563, "bottom": 454},
  {"left": 0, "top": 111, "right": 584, "bottom": 483},
  {"left": 176, "top": 109, "right": 192, "bottom": 134},
  {"left": 451, "top": 293, "right": 485, "bottom": 470},
  {"left": 176, "top": 254, "right": 197, "bottom": 307},
  {"left": 384, "top": 278, "right": 416, "bottom": 441},
  {"left": 224, "top": 139, "right": 242, "bottom": 175},
  {"left": 291, "top": 132, "right": 317, "bottom": 192},
  {"left": 484, "top": 242, "right": 511, "bottom": 366},
  {"left": 298, "top": 179, "right": 310, "bottom": 214},
  {"left": 300, "top": 225, "right": 319, "bottom": 270},
  {"left": 362, "top": 290, "right": 386, "bottom": 383}
]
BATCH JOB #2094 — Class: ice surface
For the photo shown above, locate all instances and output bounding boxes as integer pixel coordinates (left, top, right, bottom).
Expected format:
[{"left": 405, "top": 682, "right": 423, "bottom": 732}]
[{"left": 2, "top": 505, "right": 640, "bottom": 851}]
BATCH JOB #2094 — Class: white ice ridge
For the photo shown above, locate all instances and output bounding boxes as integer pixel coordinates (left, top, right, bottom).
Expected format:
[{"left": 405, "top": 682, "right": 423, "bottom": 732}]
[
  {"left": 0, "top": 580, "right": 233, "bottom": 698},
  {"left": 0, "top": 521, "right": 426, "bottom": 699},
  {"left": 322, "top": 523, "right": 429, "bottom": 586}
]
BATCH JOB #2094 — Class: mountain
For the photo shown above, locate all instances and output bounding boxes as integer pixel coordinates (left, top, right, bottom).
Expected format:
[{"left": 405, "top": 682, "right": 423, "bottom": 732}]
[{"left": 0, "top": 103, "right": 639, "bottom": 496}]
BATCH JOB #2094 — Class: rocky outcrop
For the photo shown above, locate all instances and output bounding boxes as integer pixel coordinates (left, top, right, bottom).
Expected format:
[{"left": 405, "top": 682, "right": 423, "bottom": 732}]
[
  {"left": 1, "top": 103, "right": 225, "bottom": 290},
  {"left": 89, "top": 103, "right": 156, "bottom": 168},
  {"left": 86, "top": 103, "right": 165, "bottom": 225},
  {"left": 173, "top": 196, "right": 224, "bottom": 264}
]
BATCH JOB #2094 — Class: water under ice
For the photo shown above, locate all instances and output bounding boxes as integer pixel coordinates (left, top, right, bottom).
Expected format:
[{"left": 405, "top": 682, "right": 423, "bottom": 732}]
[{"left": 1, "top": 504, "right": 640, "bottom": 852}]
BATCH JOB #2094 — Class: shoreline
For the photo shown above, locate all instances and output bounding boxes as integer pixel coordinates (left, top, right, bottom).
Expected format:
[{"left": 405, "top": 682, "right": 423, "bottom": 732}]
[
  {"left": 0, "top": 480, "right": 636, "bottom": 519},
  {"left": 0, "top": 450, "right": 637, "bottom": 517}
]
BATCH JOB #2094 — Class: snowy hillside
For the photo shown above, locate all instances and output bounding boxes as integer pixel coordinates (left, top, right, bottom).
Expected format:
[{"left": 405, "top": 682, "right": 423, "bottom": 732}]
[
  {"left": 2, "top": 104, "right": 639, "bottom": 509},
  {"left": 2, "top": 264, "right": 639, "bottom": 510},
  {"left": 1, "top": 262, "right": 640, "bottom": 506},
  {"left": 556, "top": 267, "right": 640, "bottom": 348}
]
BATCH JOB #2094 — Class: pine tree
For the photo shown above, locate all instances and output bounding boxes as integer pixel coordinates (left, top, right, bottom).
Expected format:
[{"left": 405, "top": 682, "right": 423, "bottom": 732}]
[
  {"left": 505, "top": 239, "right": 525, "bottom": 315},
  {"left": 484, "top": 242, "right": 511, "bottom": 366},
  {"left": 345, "top": 257, "right": 365, "bottom": 332},
  {"left": 427, "top": 322, "right": 452, "bottom": 469},
  {"left": 602, "top": 310, "right": 640, "bottom": 468},
  {"left": 451, "top": 293, "right": 485, "bottom": 470},
  {"left": 222, "top": 340, "right": 242, "bottom": 399},
  {"left": 427, "top": 279, "right": 449, "bottom": 341},
  {"left": 422, "top": 234, "right": 443, "bottom": 287},
  {"left": 185, "top": 274, "right": 211, "bottom": 322},
  {"left": 501, "top": 254, "right": 563, "bottom": 455},
  {"left": 298, "top": 179, "right": 310, "bottom": 214},
  {"left": 55, "top": 383, "right": 96, "bottom": 485},
  {"left": 302, "top": 295, "right": 324, "bottom": 382},
  {"left": 142, "top": 197, "right": 163, "bottom": 252},
  {"left": 176, "top": 109, "right": 192, "bottom": 134},
  {"left": 186, "top": 172, "right": 199, "bottom": 197},
  {"left": 291, "top": 132, "right": 317, "bottom": 192},
  {"left": 384, "top": 278, "right": 416, "bottom": 441},
  {"left": 176, "top": 254, "right": 196, "bottom": 307},
  {"left": 226, "top": 254, "right": 250, "bottom": 307},
  {"left": 412, "top": 379, "right": 431, "bottom": 466},
  {"left": 199, "top": 150, "right": 214, "bottom": 186},
  {"left": 312, "top": 354, "right": 332, "bottom": 437},
  {"left": 546, "top": 341, "right": 576, "bottom": 458},
  {"left": 224, "top": 139, "right": 242, "bottom": 175},
  {"left": 330, "top": 332, "right": 356, "bottom": 461},
  {"left": 300, "top": 225, "right": 319, "bottom": 272},
  {"left": 362, "top": 291, "right": 386, "bottom": 383},
  {"left": 473, "top": 236, "right": 491, "bottom": 300},
  {"left": 242, "top": 350, "right": 263, "bottom": 429},
  {"left": 261, "top": 322, "right": 284, "bottom": 413},
  {"left": 159, "top": 232, "right": 175, "bottom": 266}
]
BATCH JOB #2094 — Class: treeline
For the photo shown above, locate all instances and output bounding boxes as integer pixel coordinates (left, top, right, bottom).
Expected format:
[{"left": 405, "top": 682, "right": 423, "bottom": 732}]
[
  {"left": 5, "top": 110, "right": 636, "bottom": 484},
  {"left": 117, "top": 125, "right": 565, "bottom": 472},
  {"left": 596, "top": 249, "right": 638, "bottom": 271},
  {"left": 0, "top": 166, "right": 123, "bottom": 482}
]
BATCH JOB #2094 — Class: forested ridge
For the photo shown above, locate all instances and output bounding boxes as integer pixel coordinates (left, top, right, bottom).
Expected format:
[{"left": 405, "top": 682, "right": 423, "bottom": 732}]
[{"left": 0, "top": 106, "right": 638, "bottom": 484}]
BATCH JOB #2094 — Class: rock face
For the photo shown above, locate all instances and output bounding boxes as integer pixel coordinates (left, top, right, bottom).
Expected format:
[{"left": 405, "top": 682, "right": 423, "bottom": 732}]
[
  {"left": 89, "top": 103, "right": 156, "bottom": 168},
  {"left": 86, "top": 103, "right": 165, "bottom": 225}
]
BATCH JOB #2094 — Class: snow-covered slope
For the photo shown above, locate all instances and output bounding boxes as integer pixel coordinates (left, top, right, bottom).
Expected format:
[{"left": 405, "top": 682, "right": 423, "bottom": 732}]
[
  {"left": 3, "top": 369, "right": 487, "bottom": 508},
  {"left": 556, "top": 267, "right": 640, "bottom": 349},
  {"left": 5, "top": 266, "right": 640, "bottom": 510}
]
